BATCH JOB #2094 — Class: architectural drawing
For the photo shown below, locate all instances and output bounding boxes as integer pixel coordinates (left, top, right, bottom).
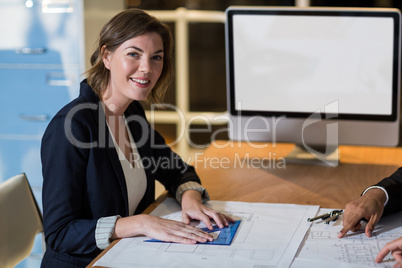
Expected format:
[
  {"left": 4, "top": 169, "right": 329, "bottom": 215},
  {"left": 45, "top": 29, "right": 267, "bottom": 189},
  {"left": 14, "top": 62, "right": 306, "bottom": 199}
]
[
  {"left": 94, "top": 198, "right": 319, "bottom": 268},
  {"left": 295, "top": 210, "right": 402, "bottom": 268}
]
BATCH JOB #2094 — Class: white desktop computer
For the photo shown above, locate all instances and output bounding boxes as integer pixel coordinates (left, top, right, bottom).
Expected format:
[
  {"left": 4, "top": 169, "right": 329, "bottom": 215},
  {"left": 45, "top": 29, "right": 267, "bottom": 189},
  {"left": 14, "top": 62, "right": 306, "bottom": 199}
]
[{"left": 225, "top": 6, "right": 401, "bottom": 166}]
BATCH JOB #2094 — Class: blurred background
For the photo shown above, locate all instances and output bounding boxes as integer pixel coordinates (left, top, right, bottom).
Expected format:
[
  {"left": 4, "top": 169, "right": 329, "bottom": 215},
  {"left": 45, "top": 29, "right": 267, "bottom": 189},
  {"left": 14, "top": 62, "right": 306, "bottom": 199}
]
[{"left": 86, "top": 0, "right": 402, "bottom": 151}]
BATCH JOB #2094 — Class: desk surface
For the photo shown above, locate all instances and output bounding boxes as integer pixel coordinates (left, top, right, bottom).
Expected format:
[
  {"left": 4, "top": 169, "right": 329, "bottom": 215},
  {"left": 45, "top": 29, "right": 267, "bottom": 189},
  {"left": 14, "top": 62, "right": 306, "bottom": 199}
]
[
  {"left": 195, "top": 141, "right": 402, "bottom": 208},
  {"left": 88, "top": 141, "right": 402, "bottom": 267}
]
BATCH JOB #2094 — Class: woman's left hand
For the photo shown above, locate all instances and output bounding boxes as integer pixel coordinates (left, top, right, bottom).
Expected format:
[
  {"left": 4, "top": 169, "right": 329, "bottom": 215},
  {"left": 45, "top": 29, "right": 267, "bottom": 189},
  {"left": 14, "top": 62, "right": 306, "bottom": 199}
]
[{"left": 180, "top": 190, "right": 234, "bottom": 230}]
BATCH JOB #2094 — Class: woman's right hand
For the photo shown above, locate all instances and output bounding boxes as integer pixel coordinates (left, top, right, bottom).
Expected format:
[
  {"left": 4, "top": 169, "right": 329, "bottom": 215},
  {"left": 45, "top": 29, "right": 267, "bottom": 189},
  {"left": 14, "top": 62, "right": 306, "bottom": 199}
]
[{"left": 112, "top": 214, "right": 214, "bottom": 244}]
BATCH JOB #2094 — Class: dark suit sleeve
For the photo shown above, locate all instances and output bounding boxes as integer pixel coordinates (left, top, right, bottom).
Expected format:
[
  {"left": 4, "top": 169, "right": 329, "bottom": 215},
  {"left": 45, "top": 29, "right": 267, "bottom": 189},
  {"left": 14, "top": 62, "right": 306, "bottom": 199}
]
[
  {"left": 375, "top": 167, "right": 402, "bottom": 215},
  {"left": 41, "top": 115, "right": 98, "bottom": 255}
]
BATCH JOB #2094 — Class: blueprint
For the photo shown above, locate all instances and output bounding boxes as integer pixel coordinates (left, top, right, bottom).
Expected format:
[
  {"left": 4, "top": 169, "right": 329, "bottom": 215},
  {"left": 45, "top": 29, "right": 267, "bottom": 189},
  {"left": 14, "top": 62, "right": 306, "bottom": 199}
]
[
  {"left": 93, "top": 198, "right": 319, "bottom": 268},
  {"left": 293, "top": 209, "right": 402, "bottom": 268}
]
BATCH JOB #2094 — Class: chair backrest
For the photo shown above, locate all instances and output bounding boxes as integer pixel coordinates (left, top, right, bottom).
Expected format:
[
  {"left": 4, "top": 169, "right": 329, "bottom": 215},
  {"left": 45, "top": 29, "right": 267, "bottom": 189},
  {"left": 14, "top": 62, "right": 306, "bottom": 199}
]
[{"left": 0, "top": 173, "right": 43, "bottom": 268}]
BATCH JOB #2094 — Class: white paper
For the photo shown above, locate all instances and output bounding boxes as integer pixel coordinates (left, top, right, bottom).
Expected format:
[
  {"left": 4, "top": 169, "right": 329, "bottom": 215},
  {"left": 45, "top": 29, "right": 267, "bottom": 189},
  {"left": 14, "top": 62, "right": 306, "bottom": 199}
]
[
  {"left": 93, "top": 198, "right": 319, "bottom": 268},
  {"left": 293, "top": 209, "right": 402, "bottom": 268}
]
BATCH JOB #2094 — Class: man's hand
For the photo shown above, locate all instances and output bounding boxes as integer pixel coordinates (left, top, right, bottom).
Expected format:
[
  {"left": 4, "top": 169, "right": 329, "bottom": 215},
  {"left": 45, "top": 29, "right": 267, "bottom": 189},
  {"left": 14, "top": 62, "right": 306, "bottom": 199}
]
[{"left": 338, "top": 188, "right": 386, "bottom": 238}]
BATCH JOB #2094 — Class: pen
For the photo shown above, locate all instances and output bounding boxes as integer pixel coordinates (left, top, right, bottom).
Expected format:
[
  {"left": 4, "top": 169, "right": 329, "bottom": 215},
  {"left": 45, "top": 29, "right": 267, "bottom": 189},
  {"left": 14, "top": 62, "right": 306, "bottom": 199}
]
[
  {"left": 307, "top": 212, "right": 331, "bottom": 222},
  {"left": 307, "top": 210, "right": 343, "bottom": 223},
  {"left": 324, "top": 214, "right": 339, "bottom": 224}
]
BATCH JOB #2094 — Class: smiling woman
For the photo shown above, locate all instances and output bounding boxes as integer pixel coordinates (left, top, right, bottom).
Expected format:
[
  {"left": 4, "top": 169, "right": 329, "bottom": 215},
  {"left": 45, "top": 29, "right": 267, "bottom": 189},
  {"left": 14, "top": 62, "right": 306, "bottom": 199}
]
[
  {"left": 87, "top": 9, "right": 174, "bottom": 105},
  {"left": 40, "top": 9, "right": 232, "bottom": 268},
  {"left": 102, "top": 32, "right": 164, "bottom": 106}
]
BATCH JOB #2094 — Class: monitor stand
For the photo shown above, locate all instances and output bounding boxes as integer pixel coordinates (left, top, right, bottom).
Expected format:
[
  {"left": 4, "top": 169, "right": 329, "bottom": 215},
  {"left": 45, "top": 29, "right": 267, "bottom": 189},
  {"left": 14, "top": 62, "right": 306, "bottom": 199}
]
[{"left": 284, "top": 144, "right": 339, "bottom": 167}]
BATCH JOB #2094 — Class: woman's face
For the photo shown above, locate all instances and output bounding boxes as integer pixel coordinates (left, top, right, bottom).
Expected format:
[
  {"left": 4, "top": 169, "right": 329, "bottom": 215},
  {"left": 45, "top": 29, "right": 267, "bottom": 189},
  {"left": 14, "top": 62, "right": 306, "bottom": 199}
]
[{"left": 103, "top": 32, "right": 164, "bottom": 103}]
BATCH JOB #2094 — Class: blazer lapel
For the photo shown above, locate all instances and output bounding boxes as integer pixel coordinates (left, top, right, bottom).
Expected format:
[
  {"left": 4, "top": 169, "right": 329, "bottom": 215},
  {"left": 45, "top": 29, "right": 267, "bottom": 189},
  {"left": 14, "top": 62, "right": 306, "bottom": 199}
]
[
  {"left": 125, "top": 102, "right": 156, "bottom": 213},
  {"left": 82, "top": 84, "right": 130, "bottom": 216}
]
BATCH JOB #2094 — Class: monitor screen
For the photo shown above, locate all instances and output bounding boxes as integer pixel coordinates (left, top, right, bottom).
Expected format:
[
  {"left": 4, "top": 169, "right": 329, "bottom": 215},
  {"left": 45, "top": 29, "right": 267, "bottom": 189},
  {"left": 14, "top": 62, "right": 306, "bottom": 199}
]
[{"left": 225, "top": 7, "right": 401, "bottom": 156}]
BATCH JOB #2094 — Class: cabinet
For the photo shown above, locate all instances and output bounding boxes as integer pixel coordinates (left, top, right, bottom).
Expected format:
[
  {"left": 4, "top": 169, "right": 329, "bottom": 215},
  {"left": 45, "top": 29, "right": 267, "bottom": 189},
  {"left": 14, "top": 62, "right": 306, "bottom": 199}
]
[
  {"left": 0, "top": 0, "right": 84, "bottom": 198},
  {"left": 0, "top": 0, "right": 85, "bottom": 266}
]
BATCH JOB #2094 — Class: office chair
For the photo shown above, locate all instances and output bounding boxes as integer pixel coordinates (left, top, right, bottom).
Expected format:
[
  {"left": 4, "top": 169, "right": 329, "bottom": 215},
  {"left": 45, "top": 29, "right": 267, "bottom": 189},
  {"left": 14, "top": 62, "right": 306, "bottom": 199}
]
[{"left": 0, "top": 173, "right": 43, "bottom": 268}]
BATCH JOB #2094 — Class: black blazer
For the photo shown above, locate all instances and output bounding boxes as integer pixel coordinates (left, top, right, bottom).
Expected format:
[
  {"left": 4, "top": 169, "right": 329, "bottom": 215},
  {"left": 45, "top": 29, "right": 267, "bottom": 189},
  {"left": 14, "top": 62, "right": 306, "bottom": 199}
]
[
  {"left": 41, "top": 80, "right": 201, "bottom": 267},
  {"left": 375, "top": 167, "right": 402, "bottom": 216}
]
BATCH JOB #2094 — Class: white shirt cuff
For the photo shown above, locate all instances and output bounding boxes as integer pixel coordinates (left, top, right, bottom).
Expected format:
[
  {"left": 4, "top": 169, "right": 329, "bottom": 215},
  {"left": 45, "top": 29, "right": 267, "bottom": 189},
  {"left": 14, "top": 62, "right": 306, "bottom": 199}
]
[
  {"left": 175, "top": 181, "right": 210, "bottom": 204},
  {"left": 362, "top": 186, "right": 389, "bottom": 207},
  {"left": 95, "top": 215, "right": 121, "bottom": 250}
]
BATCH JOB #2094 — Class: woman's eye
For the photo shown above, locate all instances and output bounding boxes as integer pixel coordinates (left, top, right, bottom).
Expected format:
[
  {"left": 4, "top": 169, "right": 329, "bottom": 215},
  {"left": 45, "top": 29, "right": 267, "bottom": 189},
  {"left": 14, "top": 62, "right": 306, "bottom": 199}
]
[
  {"left": 152, "top": 55, "right": 163, "bottom": 61},
  {"left": 128, "top": 52, "right": 139, "bottom": 58}
]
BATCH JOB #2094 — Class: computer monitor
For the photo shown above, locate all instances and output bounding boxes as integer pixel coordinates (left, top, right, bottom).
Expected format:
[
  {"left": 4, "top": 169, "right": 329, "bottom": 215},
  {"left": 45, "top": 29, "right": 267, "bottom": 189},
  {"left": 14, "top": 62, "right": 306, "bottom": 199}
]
[{"left": 225, "top": 6, "right": 401, "bottom": 166}]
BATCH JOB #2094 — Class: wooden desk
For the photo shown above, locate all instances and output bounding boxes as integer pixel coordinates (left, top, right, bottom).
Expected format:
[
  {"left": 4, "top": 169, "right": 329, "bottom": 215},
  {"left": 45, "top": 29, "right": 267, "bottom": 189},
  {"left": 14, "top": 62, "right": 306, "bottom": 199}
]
[
  {"left": 88, "top": 141, "right": 402, "bottom": 267},
  {"left": 195, "top": 141, "right": 402, "bottom": 208}
]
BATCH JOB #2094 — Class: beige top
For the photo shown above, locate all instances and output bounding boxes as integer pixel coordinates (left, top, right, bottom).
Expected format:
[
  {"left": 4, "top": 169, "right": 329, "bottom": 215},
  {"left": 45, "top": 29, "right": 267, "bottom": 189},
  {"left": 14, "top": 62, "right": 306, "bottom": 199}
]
[{"left": 108, "top": 116, "right": 147, "bottom": 216}]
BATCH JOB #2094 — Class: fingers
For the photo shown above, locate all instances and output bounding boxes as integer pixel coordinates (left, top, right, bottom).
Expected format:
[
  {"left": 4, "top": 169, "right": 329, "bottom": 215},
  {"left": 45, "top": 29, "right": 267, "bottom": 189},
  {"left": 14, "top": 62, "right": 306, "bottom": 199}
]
[
  {"left": 338, "top": 216, "right": 378, "bottom": 239},
  {"left": 338, "top": 203, "right": 363, "bottom": 238},
  {"left": 394, "top": 260, "right": 402, "bottom": 268},
  {"left": 181, "top": 203, "right": 233, "bottom": 230},
  {"left": 180, "top": 205, "right": 214, "bottom": 230},
  {"left": 201, "top": 208, "right": 230, "bottom": 229},
  {"left": 365, "top": 215, "right": 380, "bottom": 237},
  {"left": 142, "top": 215, "right": 214, "bottom": 244},
  {"left": 375, "top": 237, "right": 402, "bottom": 264},
  {"left": 337, "top": 227, "right": 349, "bottom": 238},
  {"left": 338, "top": 221, "right": 361, "bottom": 238},
  {"left": 195, "top": 210, "right": 214, "bottom": 230},
  {"left": 339, "top": 190, "right": 385, "bottom": 238},
  {"left": 351, "top": 222, "right": 362, "bottom": 232},
  {"left": 376, "top": 243, "right": 392, "bottom": 263},
  {"left": 167, "top": 223, "right": 213, "bottom": 244},
  {"left": 181, "top": 213, "right": 191, "bottom": 225},
  {"left": 223, "top": 213, "right": 235, "bottom": 224},
  {"left": 155, "top": 219, "right": 213, "bottom": 244}
]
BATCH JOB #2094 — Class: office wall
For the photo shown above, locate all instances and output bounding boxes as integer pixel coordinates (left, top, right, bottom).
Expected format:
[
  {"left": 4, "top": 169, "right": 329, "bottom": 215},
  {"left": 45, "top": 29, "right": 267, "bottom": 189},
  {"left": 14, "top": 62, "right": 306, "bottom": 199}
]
[{"left": 83, "top": 0, "right": 125, "bottom": 70}]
